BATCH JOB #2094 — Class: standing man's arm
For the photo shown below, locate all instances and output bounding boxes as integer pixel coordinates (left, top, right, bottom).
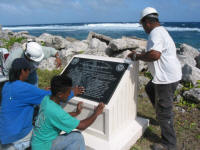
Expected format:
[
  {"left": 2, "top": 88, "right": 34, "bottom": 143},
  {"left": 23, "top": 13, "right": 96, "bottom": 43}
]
[{"left": 127, "top": 50, "right": 161, "bottom": 62}]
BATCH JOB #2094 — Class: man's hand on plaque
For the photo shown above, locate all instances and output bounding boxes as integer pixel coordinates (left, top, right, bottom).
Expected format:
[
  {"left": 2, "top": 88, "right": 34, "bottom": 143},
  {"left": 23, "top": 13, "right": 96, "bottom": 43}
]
[
  {"left": 76, "top": 102, "right": 83, "bottom": 115},
  {"left": 95, "top": 103, "right": 105, "bottom": 116},
  {"left": 73, "top": 86, "right": 85, "bottom": 96}
]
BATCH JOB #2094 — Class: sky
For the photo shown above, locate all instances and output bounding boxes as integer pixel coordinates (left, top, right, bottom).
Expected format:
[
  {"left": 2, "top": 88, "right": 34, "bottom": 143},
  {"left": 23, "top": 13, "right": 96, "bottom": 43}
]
[{"left": 0, "top": 0, "right": 200, "bottom": 25}]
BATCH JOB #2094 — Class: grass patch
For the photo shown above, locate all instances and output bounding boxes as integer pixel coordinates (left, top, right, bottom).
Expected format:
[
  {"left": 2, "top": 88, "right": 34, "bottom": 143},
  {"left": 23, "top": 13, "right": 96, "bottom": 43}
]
[
  {"left": 176, "top": 97, "right": 197, "bottom": 108},
  {"left": 132, "top": 87, "right": 200, "bottom": 150},
  {"left": 1, "top": 37, "right": 25, "bottom": 50},
  {"left": 131, "top": 146, "right": 142, "bottom": 150},
  {"left": 37, "top": 69, "right": 62, "bottom": 89}
]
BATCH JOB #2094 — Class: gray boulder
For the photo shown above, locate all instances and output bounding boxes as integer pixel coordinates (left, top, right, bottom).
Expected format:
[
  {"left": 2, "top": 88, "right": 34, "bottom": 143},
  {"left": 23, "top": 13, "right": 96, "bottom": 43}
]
[
  {"left": 194, "top": 82, "right": 200, "bottom": 88},
  {"left": 66, "top": 37, "right": 79, "bottom": 42},
  {"left": 175, "top": 95, "right": 182, "bottom": 103},
  {"left": 15, "top": 31, "right": 36, "bottom": 41},
  {"left": 0, "top": 40, "right": 4, "bottom": 47},
  {"left": 0, "top": 30, "right": 10, "bottom": 40},
  {"left": 108, "top": 37, "right": 139, "bottom": 52},
  {"left": 59, "top": 49, "right": 76, "bottom": 67},
  {"left": 125, "top": 36, "right": 147, "bottom": 50},
  {"left": 175, "top": 106, "right": 186, "bottom": 113},
  {"left": 84, "top": 48, "right": 108, "bottom": 57},
  {"left": 0, "top": 25, "right": 2, "bottom": 34},
  {"left": 53, "top": 36, "right": 71, "bottom": 50},
  {"left": 139, "top": 61, "right": 148, "bottom": 72},
  {"left": 10, "top": 43, "right": 23, "bottom": 52},
  {"left": 36, "top": 33, "right": 53, "bottom": 46},
  {"left": 36, "top": 33, "right": 71, "bottom": 50},
  {"left": 176, "top": 83, "right": 184, "bottom": 91},
  {"left": 3, "top": 29, "right": 14, "bottom": 36},
  {"left": 138, "top": 76, "right": 150, "bottom": 90},
  {"left": 38, "top": 57, "right": 57, "bottom": 71},
  {"left": 70, "top": 41, "right": 89, "bottom": 53},
  {"left": 179, "top": 43, "right": 200, "bottom": 67},
  {"left": 195, "top": 54, "right": 200, "bottom": 69},
  {"left": 183, "top": 88, "right": 200, "bottom": 103},
  {"left": 86, "top": 38, "right": 108, "bottom": 56},
  {"left": 114, "top": 50, "right": 130, "bottom": 59},
  {"left": 174, "top": 84, "right": 184, "bottom": 102},
  {"left": 181, "top": 63, "right": 200, "bottom": 84},
  {"left": 87, "top": 32, "right": 112, "bottom": 45},
  {"left": 15, "top": 31, "right": 29, "bottom": 36}
]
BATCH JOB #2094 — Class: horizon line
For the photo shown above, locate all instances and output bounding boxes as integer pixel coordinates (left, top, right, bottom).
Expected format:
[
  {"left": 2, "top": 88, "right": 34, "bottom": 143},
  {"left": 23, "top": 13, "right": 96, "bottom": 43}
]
[{"left": 2, "top": 21, "right": 200, "bottom": 27}]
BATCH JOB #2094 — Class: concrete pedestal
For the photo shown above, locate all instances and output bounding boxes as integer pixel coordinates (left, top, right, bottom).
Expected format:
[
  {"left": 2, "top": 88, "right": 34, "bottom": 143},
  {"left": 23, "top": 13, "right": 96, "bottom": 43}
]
[
  {"left": 61, "top": 55, "right": 149, "bottom": 150},
  {"left": 84, "top": 117, "right": 149, "bottom": 150}
]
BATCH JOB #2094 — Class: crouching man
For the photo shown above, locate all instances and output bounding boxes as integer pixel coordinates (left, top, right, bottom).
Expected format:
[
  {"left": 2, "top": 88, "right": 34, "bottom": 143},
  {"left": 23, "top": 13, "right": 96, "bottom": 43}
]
[
  {"left": 0, "top": 58, "right": 83, "bottom": 150},
  {"left": 31, "top": 75, "right": 105, "bottom": 150}
]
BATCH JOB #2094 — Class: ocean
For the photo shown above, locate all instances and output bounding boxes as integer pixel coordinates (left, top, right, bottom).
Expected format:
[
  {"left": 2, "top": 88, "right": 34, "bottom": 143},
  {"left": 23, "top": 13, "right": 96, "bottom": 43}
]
[{"left": 3, "top": 22, "right": 200, "bottom": 51}]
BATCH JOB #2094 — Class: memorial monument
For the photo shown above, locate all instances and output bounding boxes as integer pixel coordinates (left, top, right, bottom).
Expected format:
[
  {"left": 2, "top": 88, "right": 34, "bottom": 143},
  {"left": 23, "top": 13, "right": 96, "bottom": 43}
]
[{"left": 61, "top": 54, "right": 149, "bottom": 150}]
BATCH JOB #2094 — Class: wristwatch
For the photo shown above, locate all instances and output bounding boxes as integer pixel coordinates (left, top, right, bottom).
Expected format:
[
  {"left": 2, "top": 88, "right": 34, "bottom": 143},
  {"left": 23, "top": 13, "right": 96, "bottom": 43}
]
[{"left": 132, "top": 53, "right": 137, "bottom": 61}]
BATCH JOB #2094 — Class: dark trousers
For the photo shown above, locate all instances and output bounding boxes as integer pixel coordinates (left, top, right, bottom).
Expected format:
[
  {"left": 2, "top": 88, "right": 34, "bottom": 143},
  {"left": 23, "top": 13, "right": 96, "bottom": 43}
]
[{"left": 145, "top": 80, "right": 178, "bottom": 149}]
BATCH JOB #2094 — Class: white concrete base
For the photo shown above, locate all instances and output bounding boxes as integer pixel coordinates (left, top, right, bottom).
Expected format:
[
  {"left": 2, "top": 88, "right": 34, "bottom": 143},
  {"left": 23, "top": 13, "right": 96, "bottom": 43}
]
[{"left": 83, "top": 117, "right": 149, "bottom": 150}]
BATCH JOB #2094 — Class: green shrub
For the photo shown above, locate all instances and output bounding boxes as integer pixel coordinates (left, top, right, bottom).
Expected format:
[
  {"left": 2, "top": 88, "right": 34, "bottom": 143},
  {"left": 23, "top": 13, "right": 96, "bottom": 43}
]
[
  {"left": 177, "top": 96, "right": 197, "bottom": 108},
  {"left": 174, "top": 89, "right": 180, "bottom": 97},
  {"left": 196, "top": 80, "right": 200, "bottom": 84},
  {"left": 144, "top": 71, "right": 153, "bottom": 80},
  {"left": 1, "top": 37, "right": 25, "bottom": 50},
  {"left": 181, "top": 81, "right": 194, "bottom": 89},
  {"left": 40, "top": 41, "right": 46, "bottom": 46}
]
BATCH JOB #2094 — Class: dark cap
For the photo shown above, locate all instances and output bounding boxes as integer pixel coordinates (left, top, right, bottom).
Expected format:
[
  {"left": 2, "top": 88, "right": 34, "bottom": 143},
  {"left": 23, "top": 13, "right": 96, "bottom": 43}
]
[{"left": 11, "top": 58, "right": 32, "bottom": 70}]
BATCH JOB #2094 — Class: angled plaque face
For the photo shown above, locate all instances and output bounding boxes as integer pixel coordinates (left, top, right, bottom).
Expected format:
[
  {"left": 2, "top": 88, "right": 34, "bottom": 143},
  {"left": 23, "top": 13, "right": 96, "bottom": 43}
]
[{"left": 61, "top": 57, "right": 129, "bottom": 104}]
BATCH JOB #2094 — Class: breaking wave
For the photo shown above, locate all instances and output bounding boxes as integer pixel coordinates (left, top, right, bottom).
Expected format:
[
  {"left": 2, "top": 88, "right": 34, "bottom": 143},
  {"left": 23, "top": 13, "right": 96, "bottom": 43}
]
[{"left": 3, "top": 23, "right": 200, "bottom": 32}]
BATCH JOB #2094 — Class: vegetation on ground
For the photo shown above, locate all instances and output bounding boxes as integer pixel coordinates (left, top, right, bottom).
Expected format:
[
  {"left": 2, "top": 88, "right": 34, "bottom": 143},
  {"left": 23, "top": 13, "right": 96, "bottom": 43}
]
[
  {"left": 37, "top": 69, "right": 62, "bottom": 89},
  {"left": 0, "top": 37, "right": 25, "bottom": 50},
  {"left": 131, "top": 84, "right": 200, "bottom": 150}
]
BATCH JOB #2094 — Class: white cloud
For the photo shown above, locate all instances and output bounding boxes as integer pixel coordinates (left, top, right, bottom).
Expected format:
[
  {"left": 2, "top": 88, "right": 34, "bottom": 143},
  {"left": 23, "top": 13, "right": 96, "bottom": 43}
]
[
  {"left": 0, "top": 2, "right": 31, "bottom": 15},
  {"left": 0, "top": 3, "right": 17, "bottom": 11},
  {"left": 84, "top": 0, "right": 125, "bottom": 11},
  {"left": 103, "top": 0, "right": 124, "bottom": 4},
  {"left": 0, "top": 0, "right": 125, "bottom": 13},
  {"left": 71, "top": 1, "right": 82, "bottom": 9},
  {"left": 182, "top": 0, "right": 200, "bottom": 7}
]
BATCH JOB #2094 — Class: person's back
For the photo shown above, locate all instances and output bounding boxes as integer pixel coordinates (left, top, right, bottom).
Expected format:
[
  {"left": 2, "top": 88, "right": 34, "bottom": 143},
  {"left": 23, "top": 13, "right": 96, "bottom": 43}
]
[
  {"left": 147, "top": 26, "right": 182, "bottom": 84},
  {"left": 0, "top": 58, "right": 50, "bottom": 150},
  {"left": 31, "top": 75, "right": 104, "bottom": 150},
  {"left": 32, "top": 95, "right": 80, "bottom": 150},
  {"left": 0, "top": 81, "right": 50, "bottom": 144}
]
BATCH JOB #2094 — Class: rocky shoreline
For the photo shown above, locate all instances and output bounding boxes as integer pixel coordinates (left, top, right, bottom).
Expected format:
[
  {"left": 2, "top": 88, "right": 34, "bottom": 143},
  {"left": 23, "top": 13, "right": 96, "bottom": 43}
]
[{"left": 0, "top": 25, "right": 199, "bottom": 104}]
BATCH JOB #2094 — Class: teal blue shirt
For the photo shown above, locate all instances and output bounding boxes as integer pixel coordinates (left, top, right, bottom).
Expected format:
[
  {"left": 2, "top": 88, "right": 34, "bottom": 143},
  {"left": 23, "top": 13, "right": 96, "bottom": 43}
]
[{"left": 31, "top": 96, "right": 80, "bottom": 150}]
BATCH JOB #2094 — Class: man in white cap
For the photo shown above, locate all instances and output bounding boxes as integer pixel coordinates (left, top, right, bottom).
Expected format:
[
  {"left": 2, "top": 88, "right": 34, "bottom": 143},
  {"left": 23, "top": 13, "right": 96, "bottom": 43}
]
[
  {"left": 128, "top": 7, "right": 182, "bottom": 150},
  {"left": 3, "top": 41, "right": 62, "bottom": 86}
]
